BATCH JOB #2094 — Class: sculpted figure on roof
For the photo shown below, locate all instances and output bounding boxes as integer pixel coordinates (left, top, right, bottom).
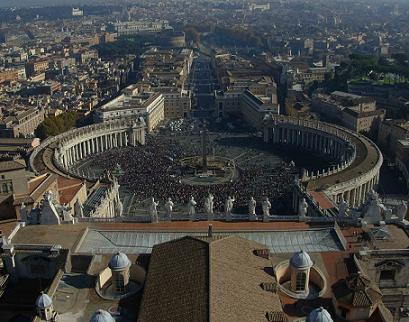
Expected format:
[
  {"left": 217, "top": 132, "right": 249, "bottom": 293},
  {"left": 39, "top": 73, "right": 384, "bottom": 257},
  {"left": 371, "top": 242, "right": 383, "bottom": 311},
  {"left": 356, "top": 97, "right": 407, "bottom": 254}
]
[
  {"left": 165, "top": 197, "right": 174, "bottom": 220},
  {"left": 249, "top": 196, "right": 257, "bottom": 220},
  {"left": 149, "top": 197, "right": 159, "bottom": 223},
  {"left": 204, "top": 193, "right": 214, "bottom": 220},
  {"left": 262, "top": 197, "right": 272, "bottom": 222},
  {"left": 188, "top": 196, "right": 197, "bottom": 221},
  {"left": 225, "top": 196, "right": 235, "bottom": 221},
  {"left": 298, "top": 198, "right": 308, "bottom": 217}
]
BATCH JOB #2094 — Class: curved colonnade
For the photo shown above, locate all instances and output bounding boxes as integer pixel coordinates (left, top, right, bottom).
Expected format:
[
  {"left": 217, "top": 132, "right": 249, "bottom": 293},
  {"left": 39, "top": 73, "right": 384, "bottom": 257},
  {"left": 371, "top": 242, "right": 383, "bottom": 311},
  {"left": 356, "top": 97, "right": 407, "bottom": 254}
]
[
  {"left": 263, "top": 115, "right": 383, "bottom": 208},
  {"left": 30, "top": 119, "right": 146, "bottom": 180},
  {"left": 30, "top": 115, "right": 382, "bottom": 211}
]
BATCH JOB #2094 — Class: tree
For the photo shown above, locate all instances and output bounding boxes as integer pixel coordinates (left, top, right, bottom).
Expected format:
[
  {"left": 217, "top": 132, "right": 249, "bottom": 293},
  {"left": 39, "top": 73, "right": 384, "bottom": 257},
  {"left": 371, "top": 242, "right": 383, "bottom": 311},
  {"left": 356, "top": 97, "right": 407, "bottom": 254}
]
[{"left": 35, "top": 112, "right": 78, "bottom": 139}]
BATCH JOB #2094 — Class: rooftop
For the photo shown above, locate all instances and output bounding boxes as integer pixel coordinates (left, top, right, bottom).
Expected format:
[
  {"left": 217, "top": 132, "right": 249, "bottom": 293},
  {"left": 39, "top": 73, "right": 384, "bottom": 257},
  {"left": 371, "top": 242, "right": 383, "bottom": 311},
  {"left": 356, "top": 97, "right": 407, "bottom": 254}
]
[
  {"left": 138, "top": 236, "right": 284, "bottom": 322},
  {"left": 0, "top": 159, "right": 26, "bottom": 172},
  {"left": 74, "top": 227, "right": 344, "bottom": 255},
  {"left": 10, "top": 221, "right": 342, "bottom": 254}
]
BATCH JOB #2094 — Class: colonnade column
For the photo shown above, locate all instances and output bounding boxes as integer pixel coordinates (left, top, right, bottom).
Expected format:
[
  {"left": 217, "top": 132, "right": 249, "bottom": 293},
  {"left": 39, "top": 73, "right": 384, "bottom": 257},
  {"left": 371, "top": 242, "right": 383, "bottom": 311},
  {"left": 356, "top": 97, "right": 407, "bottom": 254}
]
[
  {"left": 70, "top": 147, "right": 74, "bottom": 165},
  {"left": 351, "top": 189, "right": 356, "bottom": 208}
]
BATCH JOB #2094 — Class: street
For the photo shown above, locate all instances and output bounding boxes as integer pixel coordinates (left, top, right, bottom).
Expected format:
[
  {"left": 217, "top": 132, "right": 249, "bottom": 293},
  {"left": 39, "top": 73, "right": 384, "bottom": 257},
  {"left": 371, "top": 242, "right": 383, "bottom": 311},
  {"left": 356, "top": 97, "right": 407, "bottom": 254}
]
[{"left": 188, "top": 54, "right": 218, "bottom": 118}]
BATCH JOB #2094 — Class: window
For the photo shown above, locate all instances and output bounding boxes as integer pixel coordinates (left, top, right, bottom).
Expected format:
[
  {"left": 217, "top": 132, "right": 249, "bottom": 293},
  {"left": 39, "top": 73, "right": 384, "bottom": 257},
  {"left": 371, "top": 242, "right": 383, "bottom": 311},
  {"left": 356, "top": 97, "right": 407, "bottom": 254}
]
[
  {"left": 296, "top": 272, "right": 307, "bottom": 291},
  {"left": 380, "top": 269, "right": 395, "bottom": 281}
]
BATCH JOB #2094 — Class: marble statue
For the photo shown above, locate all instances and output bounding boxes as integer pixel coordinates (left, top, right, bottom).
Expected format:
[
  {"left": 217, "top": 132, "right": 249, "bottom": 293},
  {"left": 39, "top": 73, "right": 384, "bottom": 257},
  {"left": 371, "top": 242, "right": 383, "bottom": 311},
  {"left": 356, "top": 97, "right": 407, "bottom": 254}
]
[
  {"left": 165, "top": 198, "right": 174, "bottom": 220},
  {"left": 204, "top": 193, "right": 214, "bottom": 220},
  {"left": 363, "top": 192, "right": 386, "bottom": 224},
  {"left": 45, "top": 191, "right": 54, "bottom": 203},
  {"left": 149, "top": 197, "right": 159, "bottom": 223},
  {"left": 137, "top": 116, "right": 146, "bottom": 127},
  {"left": 262, "top": 197, "right": 272, "bottom": 222},
  {"left": 248, "top": 197, "right": 257, "bottom": 220},
  {"left": 338, "top": 196, "right": 349, "bottom": 218},
  {"left": 62, "top": 206, "right": 74, "bottom": 223},
  {"left": 74, "top": 199, "right": 84, "bottom": 218},
  {"left": 225, "top": 196, "right": 235, "bottom": 221},
  {"left": 188, "top": 196, "right": 197, "bottom": 221},
  {"left": 397, "top": 201, "right": 408, "bottom": 221},
  {"left": 298, "top": 198, "right": 308, "bottom": 217}
]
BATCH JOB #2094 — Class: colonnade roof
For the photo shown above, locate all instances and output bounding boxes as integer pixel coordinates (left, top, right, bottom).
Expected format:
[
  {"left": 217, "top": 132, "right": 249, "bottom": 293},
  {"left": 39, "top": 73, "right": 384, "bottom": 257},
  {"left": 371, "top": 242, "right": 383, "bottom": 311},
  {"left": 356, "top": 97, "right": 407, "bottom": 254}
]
[{"left": 306, "top": 131, "right": 381, "bottom": 191}]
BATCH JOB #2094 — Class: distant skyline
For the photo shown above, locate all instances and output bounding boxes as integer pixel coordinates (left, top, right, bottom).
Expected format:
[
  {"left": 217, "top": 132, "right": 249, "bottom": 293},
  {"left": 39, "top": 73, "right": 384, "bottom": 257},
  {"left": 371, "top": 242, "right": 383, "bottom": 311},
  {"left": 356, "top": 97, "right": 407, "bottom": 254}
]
[
  {"left": 0, "top": 0, "right": 111, "bottom": 9},
  {"left": 0, "top": 0, "right": 406, "bottom": 9}
]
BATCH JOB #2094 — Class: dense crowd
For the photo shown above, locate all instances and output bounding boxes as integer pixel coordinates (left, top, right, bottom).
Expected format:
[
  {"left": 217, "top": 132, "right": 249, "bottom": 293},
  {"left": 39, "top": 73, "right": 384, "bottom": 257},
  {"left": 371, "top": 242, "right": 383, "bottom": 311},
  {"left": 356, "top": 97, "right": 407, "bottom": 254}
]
[{"left": 91, "top": 134, "right": 297, "bottom": 214}]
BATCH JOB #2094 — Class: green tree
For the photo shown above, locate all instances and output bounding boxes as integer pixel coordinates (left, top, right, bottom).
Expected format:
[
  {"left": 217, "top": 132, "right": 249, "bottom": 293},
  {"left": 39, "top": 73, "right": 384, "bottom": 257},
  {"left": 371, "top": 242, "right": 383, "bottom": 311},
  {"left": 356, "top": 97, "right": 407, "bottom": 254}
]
[{"left": 35, "top": 111, "right": 78, "bottom": 139}]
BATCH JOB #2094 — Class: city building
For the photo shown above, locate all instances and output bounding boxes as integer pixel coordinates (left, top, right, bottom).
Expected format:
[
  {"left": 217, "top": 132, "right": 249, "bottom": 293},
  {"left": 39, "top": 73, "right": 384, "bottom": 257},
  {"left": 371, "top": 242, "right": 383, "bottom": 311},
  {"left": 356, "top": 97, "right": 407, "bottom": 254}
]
[
  {"left": 155, "top": 87, "right": 192, "bottom": 119},
  {"left": 378, "top": 119, "right": 409, "bottom": 187},
  {"left": 0, "top": 137, "right": 40, "bottom": 160},
  {"left": 215, "top": 89, "right": 279, "bottom": 129},
  {"left": 72, "top": 7, "right": 84, "bottom": 17},
  {"left": 312, "top": 91, "right": 385, "bottom": 133},
  {"left": 240, "top": 90, "right": 280, "bottom": 129},
  {"left": 25, "top": 60, "right": 49, "bottom": 78},
  {"left": 113, "top": 20, "right": 171, "bottom": 36},
  {"left": 95, "top": 85, "right": 164, "bottom": 132},
  {"left": 214, "top": 74, "right": 279, "bottom": 126},
  {"left": 0, "top": 69, "right": 18, "bottom": 84},
  {"left": 0, "top": 108, "right": 45, "bottom": 138}
]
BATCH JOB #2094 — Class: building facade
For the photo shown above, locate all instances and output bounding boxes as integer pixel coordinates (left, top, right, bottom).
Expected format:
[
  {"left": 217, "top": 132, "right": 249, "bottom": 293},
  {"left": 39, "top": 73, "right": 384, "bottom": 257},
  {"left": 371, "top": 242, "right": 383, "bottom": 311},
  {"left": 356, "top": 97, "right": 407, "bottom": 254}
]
[
  {"left": 312, "top": 91, "right": 385, "bottom": 133},
  {"left": 0, "top": 108, "right": 45, "bottom": 138},
  {"left": 95, "top": 85, "right": 164, "bottom": 132}
]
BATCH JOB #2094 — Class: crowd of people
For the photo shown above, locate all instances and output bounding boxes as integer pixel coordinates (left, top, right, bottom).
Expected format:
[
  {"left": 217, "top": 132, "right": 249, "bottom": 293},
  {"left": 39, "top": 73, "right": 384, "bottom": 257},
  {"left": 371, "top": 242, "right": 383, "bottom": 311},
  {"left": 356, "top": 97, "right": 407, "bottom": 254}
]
[{"left": 91, "top": 133, "right": 298, "bottom": 215}]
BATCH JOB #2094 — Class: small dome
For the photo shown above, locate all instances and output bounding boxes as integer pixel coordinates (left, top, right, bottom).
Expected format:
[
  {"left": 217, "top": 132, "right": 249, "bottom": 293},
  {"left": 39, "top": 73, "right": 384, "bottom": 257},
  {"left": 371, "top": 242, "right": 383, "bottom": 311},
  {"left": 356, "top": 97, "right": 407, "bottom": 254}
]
[
  {"left": 306, "top": 307, "right": 333, "bottom": 322},
  {"left": 90, "top": 309, "right": 115, "bottom": 322},
  {"left": 36, "top": 292, "right": 53, "bottom": 309},
  {"left": 109, "top": 252, "right": 130, "bottom": 270},
  {"left": 290, "top": 250, "right": 313, "bottom": 268}
]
